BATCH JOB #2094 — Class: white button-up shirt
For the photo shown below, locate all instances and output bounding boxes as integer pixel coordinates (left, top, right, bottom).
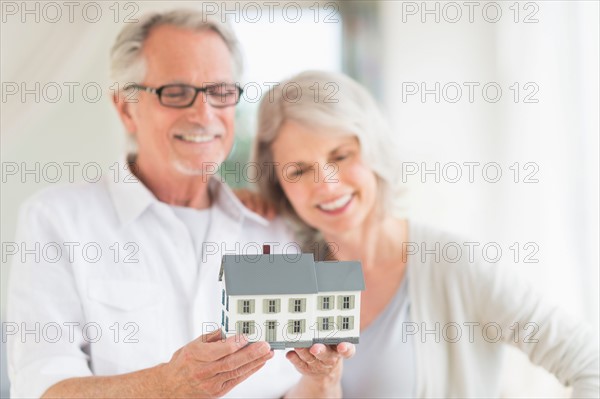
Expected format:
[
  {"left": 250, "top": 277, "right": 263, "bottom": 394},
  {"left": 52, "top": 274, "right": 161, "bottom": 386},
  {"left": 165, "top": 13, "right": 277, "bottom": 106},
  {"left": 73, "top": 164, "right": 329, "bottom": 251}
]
[{"left": 7, "top": 167, "right": 302, "bottom": 398}]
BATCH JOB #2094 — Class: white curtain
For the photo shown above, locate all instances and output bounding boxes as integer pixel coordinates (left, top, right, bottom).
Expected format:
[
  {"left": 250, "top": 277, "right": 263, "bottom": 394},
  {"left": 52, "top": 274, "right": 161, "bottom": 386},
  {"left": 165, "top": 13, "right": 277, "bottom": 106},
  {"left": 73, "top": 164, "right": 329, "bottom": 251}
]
[{"left": 381, "top": 1, "right": 598, "bottom": 396}]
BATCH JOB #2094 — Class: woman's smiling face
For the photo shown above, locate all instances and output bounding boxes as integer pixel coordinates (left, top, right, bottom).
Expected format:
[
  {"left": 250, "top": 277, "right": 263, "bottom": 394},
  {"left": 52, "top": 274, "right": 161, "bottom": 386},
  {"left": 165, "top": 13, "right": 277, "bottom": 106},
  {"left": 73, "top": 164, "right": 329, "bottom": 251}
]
[{"left": 271, "top": 120, "right": 378, "bottom": 238}]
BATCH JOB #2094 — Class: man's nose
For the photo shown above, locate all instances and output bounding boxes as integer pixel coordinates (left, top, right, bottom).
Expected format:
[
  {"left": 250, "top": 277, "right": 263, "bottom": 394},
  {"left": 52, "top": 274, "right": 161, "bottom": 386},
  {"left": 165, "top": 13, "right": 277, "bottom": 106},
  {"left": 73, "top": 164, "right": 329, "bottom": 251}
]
[{"left": 186, "top": 93, "right": 215, "bottom": 122}]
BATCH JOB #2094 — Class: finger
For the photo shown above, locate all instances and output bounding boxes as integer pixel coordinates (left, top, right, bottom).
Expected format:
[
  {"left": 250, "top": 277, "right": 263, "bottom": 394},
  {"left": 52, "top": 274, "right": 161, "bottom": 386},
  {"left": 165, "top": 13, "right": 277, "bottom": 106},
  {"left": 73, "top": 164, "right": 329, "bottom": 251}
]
[
  {"left": 336, "top": 342, "right": 356, "bottom": 359},
  {"left": 234, "top": 189, "right": 254, "bottom": 209},
  {"left": 211, "top": 341, "right": 272, "bottom": 374},
  {"left": 233, "top": 189, "right": 245, "bottom": 202},
  {"left": 218, "top": 358, "right": 270, "bottom": 396},
  {"left": 261, "top": 201, "right": 270, "bottom": 219},
  {"left": 310, "top": 344, "right": 339, "bottom": 366},
  {"left": 266, "top": 203, "right": 277, "bottom": 220},
  {"left": 196, "top": 333, "right": 249, "bottom": 362},
  {"left": 286, "top": 350, "right": 310, "bottom": 373},
  {"left": 310, "top": 344, "right": 342, "bottom": 368},
  {"left": 294, "top": 347, "right": 319, "bottom": 365},
  {"left": 309, "top": 343, "right": 327, "bottom": 357},
  {"left": 215, "top": 349, "right": 273, "bottom": 382},
  {"left": 195, "top": 329, "right": 225, "bottom": 345}
]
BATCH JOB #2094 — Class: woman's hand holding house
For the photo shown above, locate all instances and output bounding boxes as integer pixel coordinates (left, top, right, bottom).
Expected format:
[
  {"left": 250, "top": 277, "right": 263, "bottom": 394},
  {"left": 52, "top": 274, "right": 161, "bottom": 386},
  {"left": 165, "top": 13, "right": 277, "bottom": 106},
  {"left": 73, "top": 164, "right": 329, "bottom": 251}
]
[{"left": 285, "top": 342, "right": 355, "bottom": 395}]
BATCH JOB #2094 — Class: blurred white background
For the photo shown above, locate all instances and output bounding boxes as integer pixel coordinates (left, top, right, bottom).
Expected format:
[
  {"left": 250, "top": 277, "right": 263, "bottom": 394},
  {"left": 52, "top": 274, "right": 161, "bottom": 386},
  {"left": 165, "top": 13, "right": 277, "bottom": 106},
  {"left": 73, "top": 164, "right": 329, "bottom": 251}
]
[{"left": 1, "top": 1, "right": 598, "bottom": 397}]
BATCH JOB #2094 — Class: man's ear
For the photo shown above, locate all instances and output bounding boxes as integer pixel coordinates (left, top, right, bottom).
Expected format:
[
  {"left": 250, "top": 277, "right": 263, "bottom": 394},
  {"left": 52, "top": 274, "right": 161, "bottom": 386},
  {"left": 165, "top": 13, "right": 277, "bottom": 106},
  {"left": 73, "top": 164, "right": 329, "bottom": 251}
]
[{"left": 112, "top": 91, "right": 138, "bottom": 135}]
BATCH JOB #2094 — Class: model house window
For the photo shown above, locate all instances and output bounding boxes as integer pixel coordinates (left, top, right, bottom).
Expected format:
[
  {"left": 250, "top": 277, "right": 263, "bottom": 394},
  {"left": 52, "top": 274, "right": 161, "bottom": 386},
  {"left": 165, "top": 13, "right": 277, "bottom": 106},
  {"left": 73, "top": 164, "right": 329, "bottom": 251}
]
[
  {"left": 343, "top": 296, "right": 350, "bottom": 309},
  {"left": 337, "top": 316, "right": 354, "bottom": 331},
  {"left": 225, "top": 316, "right": 229, "bottom": 331},
  {"left": 221, "top": 289, "right": 225, "bottom": 305},
  {"left": 237, "top": 321, "right": 256, "bottom": 335},
  {"left": 221, "top": 310, "right": 224, "bottom": 326},
  {"left": 226, "top": 296, "right": 229, "bottom": 311},
  {"left": 338, "top": 295, "right": 355, "bottom": 310},
  {"left": 289, "top": 298, "right": 306, "bottom": 313},
  {"left": 318, "top": 295, "right": 334, "bottom": 310},
  {"left": 287, "top": 319, "right": 306, "bottom": 334},
  {"left": 238, "top": 299, "right": 255, "bottom": 314},
  {"left": 263, "top": 299, "right": 281, "bottom": 313},
  {"left": 318, "top": 316, "right": 334, "bottom": 331}
]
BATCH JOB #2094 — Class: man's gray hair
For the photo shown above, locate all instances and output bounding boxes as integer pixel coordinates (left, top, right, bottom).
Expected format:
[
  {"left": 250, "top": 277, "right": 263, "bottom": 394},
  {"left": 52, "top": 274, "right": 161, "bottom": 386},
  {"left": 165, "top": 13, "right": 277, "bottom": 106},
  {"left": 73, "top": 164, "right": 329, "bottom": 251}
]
[
  {"left": 110, "top": 9, "right": 243, "bottom": 88},
  {"left": 252, "top": 70, "right": 405, "bottom": 257}
]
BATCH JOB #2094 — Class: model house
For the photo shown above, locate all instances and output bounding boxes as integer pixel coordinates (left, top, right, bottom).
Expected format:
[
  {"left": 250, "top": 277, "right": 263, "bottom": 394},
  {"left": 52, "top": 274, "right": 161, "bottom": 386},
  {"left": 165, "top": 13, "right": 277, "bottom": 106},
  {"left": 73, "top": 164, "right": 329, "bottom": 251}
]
[{"left": 218, "top": 245, "right": 365, "bottom": 349}]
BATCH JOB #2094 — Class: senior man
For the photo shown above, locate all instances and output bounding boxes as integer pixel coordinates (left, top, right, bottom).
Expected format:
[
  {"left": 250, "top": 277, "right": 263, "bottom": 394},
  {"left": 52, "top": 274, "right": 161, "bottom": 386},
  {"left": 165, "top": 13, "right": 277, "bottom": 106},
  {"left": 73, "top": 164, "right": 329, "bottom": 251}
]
[{"left": 7, "top": 9, "right": 350, "bottom": 398}]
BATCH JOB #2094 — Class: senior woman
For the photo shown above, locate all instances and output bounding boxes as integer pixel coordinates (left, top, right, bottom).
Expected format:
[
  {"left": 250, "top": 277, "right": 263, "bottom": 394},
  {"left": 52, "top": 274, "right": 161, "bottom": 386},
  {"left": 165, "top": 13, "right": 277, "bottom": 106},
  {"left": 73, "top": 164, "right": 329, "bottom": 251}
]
[{"left": 240, "top": 70, "right": 599, "bottom": 397}]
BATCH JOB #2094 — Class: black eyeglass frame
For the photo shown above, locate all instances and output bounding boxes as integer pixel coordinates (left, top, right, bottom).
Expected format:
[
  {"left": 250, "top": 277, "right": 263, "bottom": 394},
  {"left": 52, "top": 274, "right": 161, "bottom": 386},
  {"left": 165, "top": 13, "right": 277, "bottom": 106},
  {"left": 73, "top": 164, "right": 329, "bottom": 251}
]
[{"left": 125, "top": 83, "right": 244, "bottom": 108}]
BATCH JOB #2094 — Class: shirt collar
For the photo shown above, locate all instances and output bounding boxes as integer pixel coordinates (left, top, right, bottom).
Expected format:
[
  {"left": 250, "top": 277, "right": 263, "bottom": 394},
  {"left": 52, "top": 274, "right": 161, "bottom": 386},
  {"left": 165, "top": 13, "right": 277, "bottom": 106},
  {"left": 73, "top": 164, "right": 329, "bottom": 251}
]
[
  {"left": 105, "top": 156, "right": 157, "bottom": 227},
  {"left": 208, "top": 178, "right": 270, "bottom": 227},
  {"left": 106, "top": 155, "right": 269, "bottom": 227}
]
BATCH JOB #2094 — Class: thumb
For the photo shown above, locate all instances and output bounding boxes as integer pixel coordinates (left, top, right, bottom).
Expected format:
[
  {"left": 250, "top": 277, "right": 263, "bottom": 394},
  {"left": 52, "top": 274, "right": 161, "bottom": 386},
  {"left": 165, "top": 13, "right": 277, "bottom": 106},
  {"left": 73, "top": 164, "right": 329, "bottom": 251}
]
[{"left": 197, "top": 329, "right": 225, "bottom": 345}]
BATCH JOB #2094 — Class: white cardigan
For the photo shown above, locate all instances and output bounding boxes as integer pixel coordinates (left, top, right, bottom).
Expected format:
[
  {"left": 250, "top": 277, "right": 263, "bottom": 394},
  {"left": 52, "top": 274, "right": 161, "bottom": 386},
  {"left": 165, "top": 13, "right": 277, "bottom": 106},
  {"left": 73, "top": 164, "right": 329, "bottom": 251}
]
[{"left": 406, "top": 222, "right": 599, "bottom": 397}]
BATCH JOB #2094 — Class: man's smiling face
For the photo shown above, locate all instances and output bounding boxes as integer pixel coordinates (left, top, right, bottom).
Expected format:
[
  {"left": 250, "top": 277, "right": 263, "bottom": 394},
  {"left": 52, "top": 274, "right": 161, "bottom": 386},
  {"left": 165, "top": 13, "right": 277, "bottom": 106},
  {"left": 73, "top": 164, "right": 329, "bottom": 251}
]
[{"left": 125, "top": 25, "right": 237, "bottom": 176}]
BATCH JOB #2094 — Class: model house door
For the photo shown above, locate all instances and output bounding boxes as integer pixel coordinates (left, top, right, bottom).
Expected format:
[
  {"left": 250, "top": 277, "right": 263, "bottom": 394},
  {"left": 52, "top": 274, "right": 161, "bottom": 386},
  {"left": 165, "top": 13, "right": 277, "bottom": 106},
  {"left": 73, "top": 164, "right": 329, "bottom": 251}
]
[{"left": 266, "top": 321, "right": 277, "bottom": 342}]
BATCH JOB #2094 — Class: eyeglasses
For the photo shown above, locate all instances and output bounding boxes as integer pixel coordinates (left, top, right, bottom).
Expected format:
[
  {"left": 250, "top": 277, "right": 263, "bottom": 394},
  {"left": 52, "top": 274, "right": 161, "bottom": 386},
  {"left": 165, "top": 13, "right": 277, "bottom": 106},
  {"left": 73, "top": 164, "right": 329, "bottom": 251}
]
[{"left": 125, "top": 83, "right": 243, "bottom": 108}]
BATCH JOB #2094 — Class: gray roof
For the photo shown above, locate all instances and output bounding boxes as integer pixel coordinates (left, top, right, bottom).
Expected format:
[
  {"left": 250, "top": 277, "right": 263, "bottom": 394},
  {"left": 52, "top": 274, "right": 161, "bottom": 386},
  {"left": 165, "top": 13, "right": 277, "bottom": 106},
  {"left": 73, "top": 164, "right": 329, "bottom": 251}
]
[
  {"left": 221, "top": 254, "right": 318, "bottom": 295},
  {"left": 220, "top": 254, "right": 365, "bottom": 296},
  {"left": 315, "top": 261, "right": 365, "bottom": 292}
]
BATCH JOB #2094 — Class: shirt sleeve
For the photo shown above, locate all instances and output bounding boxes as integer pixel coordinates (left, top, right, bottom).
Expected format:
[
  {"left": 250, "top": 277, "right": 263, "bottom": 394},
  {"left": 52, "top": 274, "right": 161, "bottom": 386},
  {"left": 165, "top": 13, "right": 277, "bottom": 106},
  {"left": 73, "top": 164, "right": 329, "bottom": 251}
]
[
  {"left": 472, "top": 262, "right": 600, "bottom": 398},
  {"left": 7, "top": 198, "right": 93, "bottom": 398}
]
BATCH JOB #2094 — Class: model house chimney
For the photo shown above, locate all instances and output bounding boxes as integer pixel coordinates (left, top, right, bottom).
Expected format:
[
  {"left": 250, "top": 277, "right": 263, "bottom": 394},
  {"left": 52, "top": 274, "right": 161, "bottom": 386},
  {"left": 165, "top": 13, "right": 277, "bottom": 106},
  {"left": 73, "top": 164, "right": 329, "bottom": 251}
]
[{"left": 263, "top": 244, "right": 270, "bottom": 255}]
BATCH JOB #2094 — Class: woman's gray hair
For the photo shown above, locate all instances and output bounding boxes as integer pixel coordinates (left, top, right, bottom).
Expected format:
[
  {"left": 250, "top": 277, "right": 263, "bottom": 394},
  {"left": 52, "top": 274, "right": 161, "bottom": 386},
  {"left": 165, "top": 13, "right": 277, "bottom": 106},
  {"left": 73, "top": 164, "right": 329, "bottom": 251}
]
[
  {"left": 110, "top": 9, "right": 243, "bottom": 88},
  {"left": 252, "top": 70, "right": 404, "bottom": 258}
]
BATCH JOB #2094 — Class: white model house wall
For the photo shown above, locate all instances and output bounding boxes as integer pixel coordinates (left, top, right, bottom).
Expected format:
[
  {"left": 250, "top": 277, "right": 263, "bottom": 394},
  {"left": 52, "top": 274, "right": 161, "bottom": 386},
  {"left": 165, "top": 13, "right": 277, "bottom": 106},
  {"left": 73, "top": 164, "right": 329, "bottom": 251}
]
[
  {"left": 314, "top": 290, "right": 361, "bottom": 343},
  {"left": 224, "top": 292, "right": 317, "bottom": 346},
  {"left": 220, "top": 285, "right": 361, "bottom": 345}
]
